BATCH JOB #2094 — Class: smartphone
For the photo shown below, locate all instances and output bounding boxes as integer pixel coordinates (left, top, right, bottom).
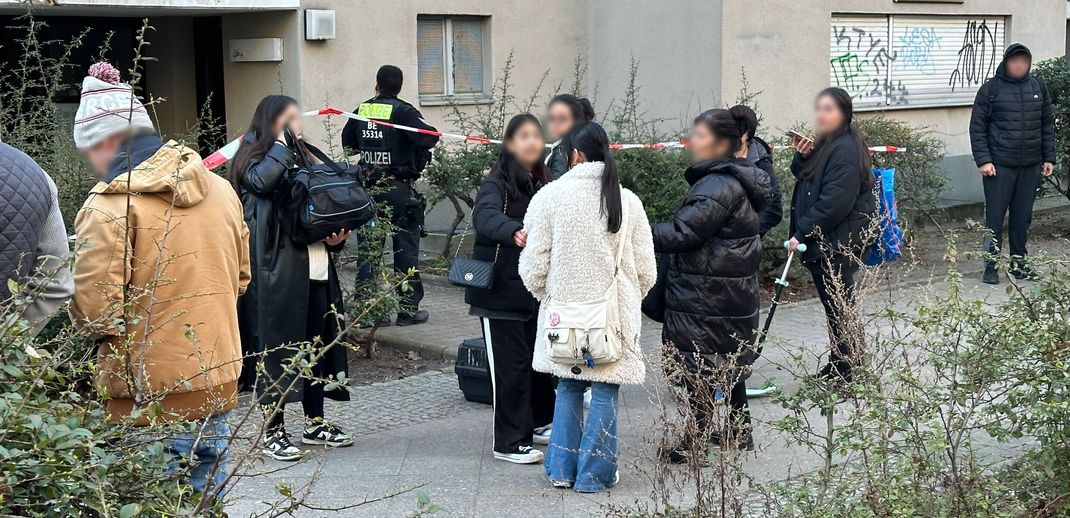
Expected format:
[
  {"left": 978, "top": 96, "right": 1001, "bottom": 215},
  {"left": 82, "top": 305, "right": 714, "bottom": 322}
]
[{"left": 785, "top": 130, "right": 812, "bottom": 143}]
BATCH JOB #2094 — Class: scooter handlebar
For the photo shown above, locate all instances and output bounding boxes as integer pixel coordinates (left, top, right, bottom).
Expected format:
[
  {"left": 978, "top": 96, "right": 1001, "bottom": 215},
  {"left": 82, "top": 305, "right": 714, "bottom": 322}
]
[{"left": 782, "top": 241, "right": 808, "bottom": 253}]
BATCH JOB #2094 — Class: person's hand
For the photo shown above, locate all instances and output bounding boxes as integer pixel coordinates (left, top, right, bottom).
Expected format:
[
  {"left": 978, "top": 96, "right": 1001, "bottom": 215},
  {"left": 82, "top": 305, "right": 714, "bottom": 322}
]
[
  {"left": 324, "top": 229, "right": 352, "bottom": 246},
  {"left": 787, "top": 236, "right": 800, "bottom": 253},
  {"left": 792, "top": 136, "right": 814, "bottom": 157},
  {"left": 513, "top": 230, "right": 528, "bottom": 248},
  {"left": 979, "top": 163, "right": 997, "bottom": 177},
  {"left": 1042, "top": 162, "right": 1054, "bottom": 177}
]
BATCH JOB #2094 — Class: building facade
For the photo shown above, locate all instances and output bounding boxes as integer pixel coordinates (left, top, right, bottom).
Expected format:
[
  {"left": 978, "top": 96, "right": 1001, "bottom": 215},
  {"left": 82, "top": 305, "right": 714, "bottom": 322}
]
[{"left": 1, "top": 0, "right": 1066, "bottom": 212}]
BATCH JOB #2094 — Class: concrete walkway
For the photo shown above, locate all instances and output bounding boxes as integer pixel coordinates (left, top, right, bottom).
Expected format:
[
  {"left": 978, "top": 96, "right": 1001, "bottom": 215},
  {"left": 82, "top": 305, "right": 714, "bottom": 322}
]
[{"left": 225, "top": 272, "right": 1023, "bottom": 517}]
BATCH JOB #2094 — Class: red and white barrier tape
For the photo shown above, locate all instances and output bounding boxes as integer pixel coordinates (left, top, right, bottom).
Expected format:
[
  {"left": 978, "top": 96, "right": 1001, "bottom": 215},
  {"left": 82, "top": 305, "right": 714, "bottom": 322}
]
[{"left": 202, "top": 107, "right": 906, "bottom": 170}]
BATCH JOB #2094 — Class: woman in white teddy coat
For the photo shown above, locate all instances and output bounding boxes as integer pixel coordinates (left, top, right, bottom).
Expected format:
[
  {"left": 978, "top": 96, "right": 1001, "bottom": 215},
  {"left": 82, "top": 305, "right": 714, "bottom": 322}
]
[{"left": 519, "top": 122, "right": 656, "bottom": 493}]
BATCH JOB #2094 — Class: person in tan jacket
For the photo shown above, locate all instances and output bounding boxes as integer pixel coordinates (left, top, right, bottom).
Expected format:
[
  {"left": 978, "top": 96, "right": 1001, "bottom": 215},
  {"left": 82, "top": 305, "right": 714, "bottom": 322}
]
[{"left": 69, "top": 62, "right": 249, "bottom": 498}]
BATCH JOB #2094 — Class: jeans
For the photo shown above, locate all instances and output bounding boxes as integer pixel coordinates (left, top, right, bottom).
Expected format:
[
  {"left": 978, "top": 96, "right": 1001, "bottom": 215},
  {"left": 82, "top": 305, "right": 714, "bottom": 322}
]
[
  {"left": 166, "top": 410, "right": 233, "bottom": 497},
  {"left": 545, "top": 379, "right": 620, "bottom": 493}
]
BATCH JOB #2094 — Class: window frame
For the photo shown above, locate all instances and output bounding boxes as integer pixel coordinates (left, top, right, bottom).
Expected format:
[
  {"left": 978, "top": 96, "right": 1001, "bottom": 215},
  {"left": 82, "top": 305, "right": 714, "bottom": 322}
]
[{"left": 417, "top": 15, "right": 493, "bottom": 106}]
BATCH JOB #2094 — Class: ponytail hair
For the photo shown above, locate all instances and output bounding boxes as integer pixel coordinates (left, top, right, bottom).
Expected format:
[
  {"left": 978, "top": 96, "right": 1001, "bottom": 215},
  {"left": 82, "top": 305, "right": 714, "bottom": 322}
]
[
  {"left": 562, "top": 122, "right": 623, "bottom": 233},
  {"left": 693, "top": 108, "right": 748, "bottom": 158}
]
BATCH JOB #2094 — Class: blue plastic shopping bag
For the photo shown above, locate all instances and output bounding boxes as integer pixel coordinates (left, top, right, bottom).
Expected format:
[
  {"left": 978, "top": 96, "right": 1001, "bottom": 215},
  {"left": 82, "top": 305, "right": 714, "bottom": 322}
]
[{"left": 864, "top": 167, "right": 904, "bottom": 266}]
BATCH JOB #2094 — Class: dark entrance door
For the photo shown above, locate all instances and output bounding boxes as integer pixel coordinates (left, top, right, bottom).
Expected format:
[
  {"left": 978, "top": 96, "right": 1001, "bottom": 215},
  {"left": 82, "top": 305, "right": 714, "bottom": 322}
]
[{"left": 192, "top": 16, "right": 227, "bottom": 157}]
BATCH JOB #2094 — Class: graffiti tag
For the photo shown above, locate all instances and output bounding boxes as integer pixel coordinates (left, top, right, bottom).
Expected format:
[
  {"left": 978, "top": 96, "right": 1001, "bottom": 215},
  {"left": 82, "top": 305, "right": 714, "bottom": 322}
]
[
  {"left": 949, "top": 20, "right": 999, "bottom": 91},
  {"left": 830, "top": 25, "right": 904, "bottom": 105},
  {"left": 898, "top": 27, "right": 941, "bottom": 75}
]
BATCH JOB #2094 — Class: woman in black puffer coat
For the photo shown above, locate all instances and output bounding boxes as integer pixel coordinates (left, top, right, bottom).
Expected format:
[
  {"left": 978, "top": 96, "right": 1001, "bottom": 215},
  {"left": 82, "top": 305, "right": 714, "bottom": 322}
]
[
  {"left": 788, "top": 87, "right": 876, "bottom": 384},
  {"left": 653, "top": 108, "right": 771, "bottom": 457},
  {"left": 466, "top": 114, "right": 555, "bottom": 464}
]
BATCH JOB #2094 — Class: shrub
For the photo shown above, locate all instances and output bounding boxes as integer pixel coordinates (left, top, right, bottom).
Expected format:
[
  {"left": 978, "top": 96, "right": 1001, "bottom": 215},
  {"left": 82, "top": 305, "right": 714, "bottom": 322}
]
[{"left": 1033, "top": 57, "right": 1070, "bottom": 201}]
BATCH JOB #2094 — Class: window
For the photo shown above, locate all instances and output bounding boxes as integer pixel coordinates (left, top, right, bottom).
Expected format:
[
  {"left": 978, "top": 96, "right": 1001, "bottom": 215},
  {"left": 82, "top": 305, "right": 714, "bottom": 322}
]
[
  {"left": 417, "top": 15, "right": 491, "bottom": 104},
  {"left": 830, "top": 14, "right": 1006, "bottom": 110}
]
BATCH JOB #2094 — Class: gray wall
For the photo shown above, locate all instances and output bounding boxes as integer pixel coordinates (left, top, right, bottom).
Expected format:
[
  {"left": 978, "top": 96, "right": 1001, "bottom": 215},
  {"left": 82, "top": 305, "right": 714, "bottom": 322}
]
[{"left": 586, "top": 0, "right": 724, "bottom": 132}]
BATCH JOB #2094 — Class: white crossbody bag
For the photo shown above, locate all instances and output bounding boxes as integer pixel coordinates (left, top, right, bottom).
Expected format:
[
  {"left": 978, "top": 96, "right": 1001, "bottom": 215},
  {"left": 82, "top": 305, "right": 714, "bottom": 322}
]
[{"left": 544, "top": 195, "right": 630, "bottom": 372}]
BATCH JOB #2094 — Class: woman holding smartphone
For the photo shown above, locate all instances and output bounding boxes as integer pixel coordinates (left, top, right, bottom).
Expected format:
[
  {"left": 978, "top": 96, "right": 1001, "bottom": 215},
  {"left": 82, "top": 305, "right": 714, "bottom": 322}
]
[
  {"left": 788, "top": 87, "right": 876, "bottom": 384},
  {"left": 232, "top": 95, "right": 353, "bottom": 461},
  {"left": 466, "top": 114, "right": 556, "bottom": 464},
  {"left": 544, "top": 94, "right": 596, "bottom": 179}
]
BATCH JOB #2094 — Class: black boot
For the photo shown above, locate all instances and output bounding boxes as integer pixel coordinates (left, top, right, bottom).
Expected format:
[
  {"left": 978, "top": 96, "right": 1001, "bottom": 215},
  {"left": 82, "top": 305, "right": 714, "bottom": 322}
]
[
  {"left": 982, "top": 262, "right": 1000, "bottom": 285},
  {"left": 396, "top": 309, "right": 430, "bottom": 327}
]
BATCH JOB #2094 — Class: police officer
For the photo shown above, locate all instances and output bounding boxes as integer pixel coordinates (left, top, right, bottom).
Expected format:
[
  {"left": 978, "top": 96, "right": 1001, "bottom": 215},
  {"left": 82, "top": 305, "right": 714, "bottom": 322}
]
[{"left": 342, "top": 65, "right": 440, "bottom": 326}]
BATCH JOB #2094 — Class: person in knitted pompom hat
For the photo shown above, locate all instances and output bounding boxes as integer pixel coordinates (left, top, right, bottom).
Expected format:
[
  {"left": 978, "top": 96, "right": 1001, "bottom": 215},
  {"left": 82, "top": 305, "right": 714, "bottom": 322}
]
[
  {"left": 70, "top": 60, "right": 251, "bottom": 497},
  {"left": 73, "top": 62, "right": 156, "bottom": 174}
]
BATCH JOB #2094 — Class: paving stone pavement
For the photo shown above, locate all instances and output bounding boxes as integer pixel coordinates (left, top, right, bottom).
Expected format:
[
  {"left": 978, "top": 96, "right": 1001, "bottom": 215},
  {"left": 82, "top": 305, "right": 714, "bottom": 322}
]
[{"left": 225, "top": 273, "right": 1023, "bottom": 517}]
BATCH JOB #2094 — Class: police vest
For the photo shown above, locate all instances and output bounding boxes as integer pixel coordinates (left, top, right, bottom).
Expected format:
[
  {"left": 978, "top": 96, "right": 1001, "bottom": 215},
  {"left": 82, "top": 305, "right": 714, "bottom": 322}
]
[{"left": 354, "top": 96, "right": 417, "bottom": 175}]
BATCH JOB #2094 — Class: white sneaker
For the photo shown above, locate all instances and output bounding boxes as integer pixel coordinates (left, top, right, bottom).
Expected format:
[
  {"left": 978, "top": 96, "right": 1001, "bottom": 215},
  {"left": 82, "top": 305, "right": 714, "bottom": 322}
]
[
  {"left": 533, "top": 425, "right": 552, "bottom": 445},
  {"left": 302, "top": 423, "right": 355, "bottom": 447},
  {"left": 262, "top": 431, "right": 304, "bottom": 462},
  {"left": 493, "top": 445, "right": 544, "bottom": 464}
]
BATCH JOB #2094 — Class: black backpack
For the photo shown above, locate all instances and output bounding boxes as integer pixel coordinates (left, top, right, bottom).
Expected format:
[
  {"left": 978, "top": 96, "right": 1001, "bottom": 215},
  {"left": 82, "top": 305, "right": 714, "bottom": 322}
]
[{"left": 282, "top": 142, "right": 375, "bottom": 244}]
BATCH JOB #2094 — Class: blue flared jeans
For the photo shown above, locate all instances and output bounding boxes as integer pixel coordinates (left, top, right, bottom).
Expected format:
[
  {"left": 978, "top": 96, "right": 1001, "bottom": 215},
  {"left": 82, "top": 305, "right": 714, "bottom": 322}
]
[{"left": 544, "top": 379, "right": 620, "bottom": 492}]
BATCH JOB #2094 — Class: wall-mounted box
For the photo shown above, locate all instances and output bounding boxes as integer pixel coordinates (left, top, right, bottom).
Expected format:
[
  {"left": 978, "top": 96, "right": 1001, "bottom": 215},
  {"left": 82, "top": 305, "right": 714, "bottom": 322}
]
[
  {"left": 229, "top": 38, "right": 284, "bottom": 62},
  {"left": 306, "top": 9, "right": 336, "bottom": 41}
]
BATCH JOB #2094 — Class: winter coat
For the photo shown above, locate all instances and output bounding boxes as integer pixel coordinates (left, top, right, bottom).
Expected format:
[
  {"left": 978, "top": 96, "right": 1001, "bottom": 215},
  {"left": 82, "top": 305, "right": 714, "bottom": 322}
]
[
  {"left": 545, "top": 141, "right": 569, "bottom": 180},
  {"left": 465, "top": 171, "right": 540, "bottom": 316},
  {"left": 969, "top": 43, "right": 1056, "bottom": 168},
  {"left": 520, "top": 161, "right": 657, "bottom": 385},
  {"left": 237, "top": 138, "right": 350, "bottom": 404},
  {"left": 0, "top": 142, "right": 74, "bottom": 335},
  {"left": 70, "top": 137, "right": 250, "bottom": 423},
  {"left": 748, "top": 137, "right": 784, "bottom": 236},
  {"left": 652, "top": 158, "right": 770, "bottom": 362},
  {"left": 789, "top": 133, "right": 877, "bottom": 263}
]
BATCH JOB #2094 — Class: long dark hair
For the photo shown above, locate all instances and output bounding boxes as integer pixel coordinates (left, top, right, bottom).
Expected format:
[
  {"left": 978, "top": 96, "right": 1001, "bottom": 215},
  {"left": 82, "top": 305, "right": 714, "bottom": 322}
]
[
  {"left": 562, "top": 122, "right": 623, "bottom": 233},
  {"left": 693, "top": 108, "right": 747, "bottom": 157},
  {"left": 490, "top": 114, "right": 550, "bottom": 198},
  {"left": 230, "top": 94, "right": 298, "bottom": 191},
  {"left": 800, "top": 87, "right": 873, "bottom": 186},
  {"left": 548, "top": 94, "right": 595, "bottom": 129}
]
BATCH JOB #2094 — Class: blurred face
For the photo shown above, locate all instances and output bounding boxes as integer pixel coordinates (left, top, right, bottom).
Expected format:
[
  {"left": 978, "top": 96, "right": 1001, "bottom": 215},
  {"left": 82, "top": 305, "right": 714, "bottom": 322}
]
[
  {"left": 546, "top": 103, "right": 575, "bottom": 141},
  {"left": 506, "top": 121, "right": 546, "bottom": 170},
  {"left": 688, "top": 123, "right": 732, "bottom": 162},
  {"left": 814, "top": 95, "right": 846, "bottom": 137},
  {"left": 82, "top": 135, "right": 123, "bottom": 177},
  {"left": 273, "top": 103, "right": 302, "bottom": 138},
  {"left": 1005, "top": 54, "right": 1031, "bottom": 79}
]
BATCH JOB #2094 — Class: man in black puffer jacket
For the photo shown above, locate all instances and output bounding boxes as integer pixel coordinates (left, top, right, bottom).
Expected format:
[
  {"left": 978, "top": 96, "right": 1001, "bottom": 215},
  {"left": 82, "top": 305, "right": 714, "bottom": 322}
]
[{"left": 969, "top": 43, "right": 1056, "bottom": 284}]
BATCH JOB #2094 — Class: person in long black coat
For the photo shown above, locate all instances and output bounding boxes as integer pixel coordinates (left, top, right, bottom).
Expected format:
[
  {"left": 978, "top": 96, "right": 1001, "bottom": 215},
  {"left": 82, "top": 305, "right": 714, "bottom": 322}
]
[
  {"left": 653, "top": 108, "right": 770, "bottom": 457},
  {"left": 788, "top": 87, "right": 877, "bottom": 384},
  {"left": 465, "top": 114, "right": 556, "bottom": 464},
  {"left": 231, "top": 95, "right": 352, "bottom": 462}
]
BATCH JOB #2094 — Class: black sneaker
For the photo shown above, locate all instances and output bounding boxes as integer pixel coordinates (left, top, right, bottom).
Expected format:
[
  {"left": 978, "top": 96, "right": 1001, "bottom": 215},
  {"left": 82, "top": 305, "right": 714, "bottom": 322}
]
[
  {"left": 1010, "top": 260, "right": 1039, "bottom": 281},
  {"left": 659, "top": 442, "right": 709, "bottom": 466},
  {"left": 982, "top": 263, "right": 1000, "bottom": 285},
  {"left": 262, "top": 431, "right": 304, "bottom": 461},
  {"left": 396, "top": 309, "right": 430, "bottom": 327},
  {"left": 710, "top": 430, "right": 755, "bottom": 451},
  {"left": 493, "top": 445, "right": 544, "bottom": 464},
  {"left": 302, "top": 423, "right": 355, "bottom": 447},
  {"left": 818, "top": 361, "right": 854, "bottom": 384}
]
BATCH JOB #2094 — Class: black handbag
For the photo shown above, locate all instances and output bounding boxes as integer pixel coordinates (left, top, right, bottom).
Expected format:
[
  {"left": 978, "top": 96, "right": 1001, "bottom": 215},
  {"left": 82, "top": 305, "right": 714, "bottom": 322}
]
[
  {"left": 282, "top": 142, "right": 375, "bottom": 244},
  {"left": 447, "top": 195, "right": 507, "bottom": 289}
]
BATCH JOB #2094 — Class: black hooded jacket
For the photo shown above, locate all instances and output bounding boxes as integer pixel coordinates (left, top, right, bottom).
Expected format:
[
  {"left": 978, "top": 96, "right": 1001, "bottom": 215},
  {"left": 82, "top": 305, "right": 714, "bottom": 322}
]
[
  {"left": 789, "top": 132, "right": 877, "bottom": 263},
  {"left": 747, "top": 136, "right": 783, "bottom": 236},
  {"left": 969, "top": 43, "right": 1056, "bottom": 168},
  {"left": 652, "top": 158, "right": 770, "bottom": 359}
]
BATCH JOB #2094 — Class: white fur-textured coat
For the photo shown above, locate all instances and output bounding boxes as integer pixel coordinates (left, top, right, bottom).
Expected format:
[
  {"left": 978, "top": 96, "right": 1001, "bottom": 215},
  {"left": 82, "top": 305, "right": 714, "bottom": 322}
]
[{"left": 519, "top": 161, "right": 657, "bottom": 385}]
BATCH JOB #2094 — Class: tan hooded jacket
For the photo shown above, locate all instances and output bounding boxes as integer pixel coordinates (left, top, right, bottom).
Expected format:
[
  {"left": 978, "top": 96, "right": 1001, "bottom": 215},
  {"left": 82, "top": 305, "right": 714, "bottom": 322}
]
[{"left": 71, "top": 141, "right": 250, "bottom": 423}]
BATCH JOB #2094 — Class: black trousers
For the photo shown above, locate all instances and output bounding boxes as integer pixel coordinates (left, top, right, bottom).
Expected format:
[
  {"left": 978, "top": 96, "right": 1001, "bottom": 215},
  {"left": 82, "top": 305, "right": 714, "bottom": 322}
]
[
  {"left": 358, "top": 179, "right": 424, "bottom": 314},
  {"left": 480, "top": 317, "right": 556, "bottom": 452},
  {"left": 807, "top": 256, "right": 863, "bottom": 368},
  {"left": 982, "top": 164, "right": 1042, "bottom": 260},
  {"left": 265, "top": 281, "right": 329, "bottom": 433},
  {"left": 688, "top": 378, "right": 749, "bottom": 437}
]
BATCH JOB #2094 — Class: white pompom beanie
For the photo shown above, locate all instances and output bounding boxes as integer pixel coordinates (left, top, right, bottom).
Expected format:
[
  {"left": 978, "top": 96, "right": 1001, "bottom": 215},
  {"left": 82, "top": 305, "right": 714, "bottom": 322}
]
[{"left": 73, "top": 62, "right": 155, "bottom": 149}]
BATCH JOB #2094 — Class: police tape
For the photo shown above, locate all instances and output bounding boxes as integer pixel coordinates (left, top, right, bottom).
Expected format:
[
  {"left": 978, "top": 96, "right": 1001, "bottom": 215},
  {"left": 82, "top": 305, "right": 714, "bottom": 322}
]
[{"left": 201, "top": 107, "right": 905, "bottom": 170}]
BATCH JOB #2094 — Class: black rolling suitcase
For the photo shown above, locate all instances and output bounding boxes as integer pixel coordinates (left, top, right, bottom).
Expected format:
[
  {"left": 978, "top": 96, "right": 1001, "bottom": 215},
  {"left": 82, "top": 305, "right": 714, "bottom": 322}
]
[{"left": 455, "top": 337, "right": 493, "bottom": 405}]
